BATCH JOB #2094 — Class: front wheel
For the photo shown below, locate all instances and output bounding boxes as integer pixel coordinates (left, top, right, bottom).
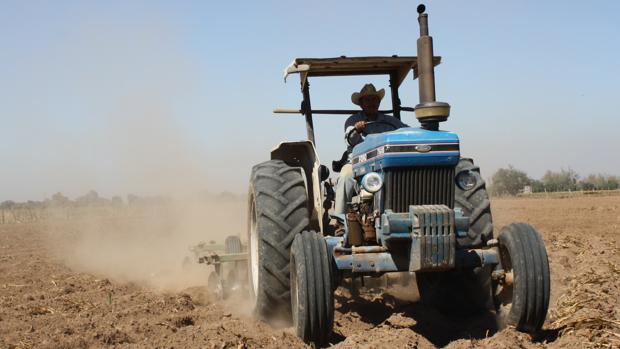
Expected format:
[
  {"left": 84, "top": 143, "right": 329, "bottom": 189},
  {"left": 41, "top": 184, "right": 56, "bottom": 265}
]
[
  {"left": 494, "top": 223, "right": 550, "bottom": 333},
  {"left": 291, "top": 231, "right": 334, "bottom": 346}
]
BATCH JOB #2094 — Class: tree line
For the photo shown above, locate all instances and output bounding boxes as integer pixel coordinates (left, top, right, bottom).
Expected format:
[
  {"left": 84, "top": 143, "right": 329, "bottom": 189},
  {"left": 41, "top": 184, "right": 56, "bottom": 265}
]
[
  {"left": 489, "top": 166, "right": 620, "bottom": 196},
  {"left": 0, "top": 190, "right": 168, "bottom": 211},
  {"left": 0, "top": 190, "right": 178, "bottom": 224},
  {"left": 0, "top": 190, "right": 244, "bottom": 224}
]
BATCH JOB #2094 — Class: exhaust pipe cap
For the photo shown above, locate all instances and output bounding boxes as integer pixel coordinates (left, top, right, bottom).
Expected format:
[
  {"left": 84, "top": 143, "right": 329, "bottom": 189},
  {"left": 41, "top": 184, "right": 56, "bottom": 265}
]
[{"left": 414, "top": 101, "right": 450, "bottom": 122}]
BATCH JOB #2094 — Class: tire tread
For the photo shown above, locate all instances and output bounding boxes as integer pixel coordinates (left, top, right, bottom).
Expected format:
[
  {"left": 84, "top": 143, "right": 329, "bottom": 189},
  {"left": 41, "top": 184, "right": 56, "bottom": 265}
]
[
  {"left": 497, "top": 223, "right": 550, "bottom": 333},
  {"left": 291, "top": 231, "right": 334, "bottom": 346},
  {"left": 248, "top": 160, "right": 310, "bottom": 321}
]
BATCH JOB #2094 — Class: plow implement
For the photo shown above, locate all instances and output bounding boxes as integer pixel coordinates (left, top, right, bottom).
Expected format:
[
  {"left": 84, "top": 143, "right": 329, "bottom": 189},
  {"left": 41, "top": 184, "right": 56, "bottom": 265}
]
[{"left": 190, "top": 236, "right": 248, "bottom": 299}]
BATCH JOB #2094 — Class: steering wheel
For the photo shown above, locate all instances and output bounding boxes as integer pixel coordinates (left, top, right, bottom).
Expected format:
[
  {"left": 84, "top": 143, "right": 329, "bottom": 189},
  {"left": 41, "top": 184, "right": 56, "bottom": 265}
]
[{"left": 346, "top": 121, "right": 399, "bottom": 145}]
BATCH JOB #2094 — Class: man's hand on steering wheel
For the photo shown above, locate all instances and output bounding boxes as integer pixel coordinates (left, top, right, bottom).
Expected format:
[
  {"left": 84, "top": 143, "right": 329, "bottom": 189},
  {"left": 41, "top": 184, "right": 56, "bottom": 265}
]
[
  {"left": 355, "top": 121, "right": 398, "bottom": 136},
  {"left": 354, "top": 121, "right": 366, "bottom": 132},
  {"left": 346, "top": 121, "right": 399, "bottom": 146}
]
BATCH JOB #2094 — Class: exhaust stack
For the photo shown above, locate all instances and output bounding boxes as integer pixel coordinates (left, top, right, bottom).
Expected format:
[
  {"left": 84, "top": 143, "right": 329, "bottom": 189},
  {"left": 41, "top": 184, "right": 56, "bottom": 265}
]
[{"left": 415, "top": 4, "right": 450, "bottom": 131}]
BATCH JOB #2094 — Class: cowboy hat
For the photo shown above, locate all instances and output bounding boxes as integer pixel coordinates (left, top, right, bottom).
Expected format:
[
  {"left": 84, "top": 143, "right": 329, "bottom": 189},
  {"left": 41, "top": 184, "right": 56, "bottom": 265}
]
[{"left": 351, "top": 83, "right": 385, "bottom": 105}]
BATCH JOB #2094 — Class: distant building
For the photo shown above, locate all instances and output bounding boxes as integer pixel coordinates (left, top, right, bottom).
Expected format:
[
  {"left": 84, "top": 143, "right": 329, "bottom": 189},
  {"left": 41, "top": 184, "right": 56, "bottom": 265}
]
[{"left": 523, "top": 185, "right": 532, "bottom": 194}]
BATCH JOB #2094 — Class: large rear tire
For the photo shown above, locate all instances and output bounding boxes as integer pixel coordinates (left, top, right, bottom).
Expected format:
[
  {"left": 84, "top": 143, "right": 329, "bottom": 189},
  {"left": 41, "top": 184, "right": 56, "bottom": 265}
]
[
  {"left": 416, "top": 157, "right": 494, "bottom": 314},
  {"left": 247, "top": 160, "right": 310, "bottom": 322},
  {"left": 291, "top": 231, "right": 334, "bottom": 346},
  {"left": 495, "top": 223, "right": 550, "bottom": 333}
]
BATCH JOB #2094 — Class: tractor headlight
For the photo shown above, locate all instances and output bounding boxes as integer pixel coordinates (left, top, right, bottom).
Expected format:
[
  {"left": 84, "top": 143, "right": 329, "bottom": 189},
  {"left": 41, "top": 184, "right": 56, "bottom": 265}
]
[
  {"left": 456, "top": 170, "right": 477, "bottom": 191},
  {"left": 361, "top": 172, "right": 383, "bottom": 193}
]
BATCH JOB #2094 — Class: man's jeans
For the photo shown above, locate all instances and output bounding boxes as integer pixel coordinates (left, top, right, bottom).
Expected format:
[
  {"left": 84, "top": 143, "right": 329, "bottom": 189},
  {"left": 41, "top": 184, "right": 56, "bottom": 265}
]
[{"left": 335, "top": 164, "right": 358, "bottom": 214}]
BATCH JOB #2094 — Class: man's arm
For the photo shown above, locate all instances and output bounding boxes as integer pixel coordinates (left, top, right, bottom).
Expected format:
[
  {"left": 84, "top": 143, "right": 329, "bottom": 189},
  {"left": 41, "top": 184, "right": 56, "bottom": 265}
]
[
  {"left": 344, "top": 125, "right": 364, "bottom": 148},
  {"left": 344, "top": 115, "right": 364, "bottom": 148}
]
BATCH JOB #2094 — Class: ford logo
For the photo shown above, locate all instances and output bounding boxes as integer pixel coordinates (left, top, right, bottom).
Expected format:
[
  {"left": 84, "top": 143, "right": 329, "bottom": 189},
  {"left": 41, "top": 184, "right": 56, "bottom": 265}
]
[{"left": 415, "top": 144, "right": 432, "bottom": 153}]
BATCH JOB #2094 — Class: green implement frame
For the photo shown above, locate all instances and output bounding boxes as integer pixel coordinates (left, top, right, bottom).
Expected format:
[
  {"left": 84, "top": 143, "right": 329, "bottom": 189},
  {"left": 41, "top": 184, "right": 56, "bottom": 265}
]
[{"left": 198, "top": 252, "right": 248, "bottom": 266}]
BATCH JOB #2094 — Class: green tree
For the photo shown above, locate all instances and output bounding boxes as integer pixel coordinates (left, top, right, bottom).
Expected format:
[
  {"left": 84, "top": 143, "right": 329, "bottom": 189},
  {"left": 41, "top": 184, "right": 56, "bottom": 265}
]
[
  {"left": 50, "top": 192, "right": 71, "bottom": 207},
  {"left": 490, "top": 165, "right": 532, "bottom": 196},
  {"left": 0, "top": 200, "right": 16, "bottom": 209},
  {"left": 541, "top": 168, "right": 579, "bottom": 192},
  {"left": 611, "top": 176, "right": 620, "bottom": 190},
  {"left": 531, "top": 179, "right": 545, "bottom": 193},
  {"left": 75, "top": 190, "right": 102, "bottom": 206},
  {"left": 580, "top": 174, "right": 619, "bottom": 190},
  {"left": 111, "top": 196, "right": 124, "bottom": 206}
]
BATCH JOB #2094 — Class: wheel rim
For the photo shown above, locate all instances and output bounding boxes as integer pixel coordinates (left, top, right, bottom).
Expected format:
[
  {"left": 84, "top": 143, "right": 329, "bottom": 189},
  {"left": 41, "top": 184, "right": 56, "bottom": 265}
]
[
  {"left": 249, "top": 199, "right": 259, "bottom": 295},
  {"left": 495, "top": 244, "right": 514, "bottom": 316}
]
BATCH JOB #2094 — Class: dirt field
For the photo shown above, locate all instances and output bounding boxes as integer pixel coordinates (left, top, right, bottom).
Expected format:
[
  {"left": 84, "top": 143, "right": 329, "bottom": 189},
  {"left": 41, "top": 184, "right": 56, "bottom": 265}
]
[{"left": 1, "top": 194, "right": 619, "bottom": 348}]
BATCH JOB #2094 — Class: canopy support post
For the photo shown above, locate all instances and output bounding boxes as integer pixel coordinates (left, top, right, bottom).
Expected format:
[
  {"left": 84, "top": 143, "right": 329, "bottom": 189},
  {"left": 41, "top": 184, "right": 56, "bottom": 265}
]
[
  {"left": 389, "top": 72, "right": 402, "bottom": 120},
  {"left": 301, "top": 80, "right": 316, "bottom": 144}
]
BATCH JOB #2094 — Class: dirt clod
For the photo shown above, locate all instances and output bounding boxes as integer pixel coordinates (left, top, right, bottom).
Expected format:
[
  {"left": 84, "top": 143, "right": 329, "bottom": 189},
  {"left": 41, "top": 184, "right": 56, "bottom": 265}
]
[
  {"left": 96, "top": 329, "right": 133, "bottom": 345},
  {"left": 172, "top": 315, "right": 195, "bottom": 327}
]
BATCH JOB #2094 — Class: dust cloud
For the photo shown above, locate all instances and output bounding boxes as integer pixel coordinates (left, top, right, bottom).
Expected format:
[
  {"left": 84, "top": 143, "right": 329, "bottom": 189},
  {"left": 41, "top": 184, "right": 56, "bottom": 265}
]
[
  {"left": 22, "top": 11, "right": 253, "bottom": 293},
  {"left": 49, "top": 197, "right": 246, "bottom": 292}
]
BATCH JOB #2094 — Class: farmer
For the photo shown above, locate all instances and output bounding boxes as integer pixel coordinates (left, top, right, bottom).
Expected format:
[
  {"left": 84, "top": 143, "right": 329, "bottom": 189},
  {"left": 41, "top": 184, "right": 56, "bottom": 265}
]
[{"left": 334, "top": 83, "right": 408, "bottom": 215}]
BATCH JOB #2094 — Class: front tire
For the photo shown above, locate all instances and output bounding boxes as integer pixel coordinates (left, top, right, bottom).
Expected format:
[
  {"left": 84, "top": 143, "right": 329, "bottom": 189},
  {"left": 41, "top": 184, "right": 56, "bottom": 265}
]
[
  {"left": 247, "top": 160, "right": 310, "bottom": 322},
  {"left": 495, "top": 223, "right": 550, "bottom": 333},
  {"left": 291, "top": 231, "right": 334, "bottom": 346}
]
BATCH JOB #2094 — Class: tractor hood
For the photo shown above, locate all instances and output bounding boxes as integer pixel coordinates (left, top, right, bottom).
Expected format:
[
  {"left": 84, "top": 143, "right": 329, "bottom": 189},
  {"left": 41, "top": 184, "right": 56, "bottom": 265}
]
[{"left": 351, "top": 127, "right": 460, "bottom": 177}]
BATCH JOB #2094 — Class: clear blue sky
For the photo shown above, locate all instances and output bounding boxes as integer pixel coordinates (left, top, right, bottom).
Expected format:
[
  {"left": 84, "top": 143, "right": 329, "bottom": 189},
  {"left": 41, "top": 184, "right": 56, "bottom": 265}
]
[{"left": 1, "top": 1, "right": 619, "bottom": 201}]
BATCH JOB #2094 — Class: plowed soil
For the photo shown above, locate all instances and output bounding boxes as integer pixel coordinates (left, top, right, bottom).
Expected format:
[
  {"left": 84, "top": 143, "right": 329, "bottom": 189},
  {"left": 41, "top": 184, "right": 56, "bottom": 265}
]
[{"left": 1, "top": 194, "right": 619, "bottom": 348}]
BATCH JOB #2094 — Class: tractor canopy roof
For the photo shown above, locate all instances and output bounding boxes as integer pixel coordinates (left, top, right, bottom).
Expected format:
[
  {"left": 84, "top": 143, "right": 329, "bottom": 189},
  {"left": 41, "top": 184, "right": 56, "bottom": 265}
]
[{"left": 283, "top": 56, "right": 442, "bottom": 87}]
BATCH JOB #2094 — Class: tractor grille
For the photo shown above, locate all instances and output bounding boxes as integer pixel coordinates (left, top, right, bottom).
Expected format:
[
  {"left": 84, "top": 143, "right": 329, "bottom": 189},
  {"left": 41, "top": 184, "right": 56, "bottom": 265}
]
[{"left": 384, "top": 166, "right": 455, "bottom": 212}]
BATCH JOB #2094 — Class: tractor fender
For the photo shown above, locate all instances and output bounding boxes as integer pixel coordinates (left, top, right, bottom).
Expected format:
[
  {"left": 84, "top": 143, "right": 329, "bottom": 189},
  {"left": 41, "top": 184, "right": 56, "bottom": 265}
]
[{"left": 271, "top": 141, "right": 323, "bottom": 233}]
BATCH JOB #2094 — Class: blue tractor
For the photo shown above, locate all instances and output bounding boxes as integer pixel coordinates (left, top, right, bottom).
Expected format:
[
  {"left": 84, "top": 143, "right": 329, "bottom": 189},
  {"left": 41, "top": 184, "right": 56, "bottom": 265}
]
[{"left": 246, "top": 5, "right": 550, "bottom": 346}]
